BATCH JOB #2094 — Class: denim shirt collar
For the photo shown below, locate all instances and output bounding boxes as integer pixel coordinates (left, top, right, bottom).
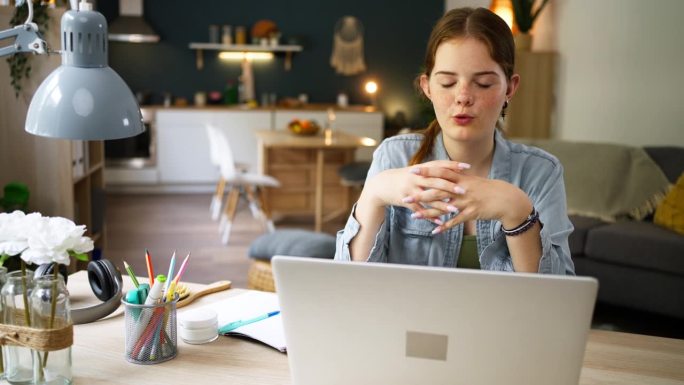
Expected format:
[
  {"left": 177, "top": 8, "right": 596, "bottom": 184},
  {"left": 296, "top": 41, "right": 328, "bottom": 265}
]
[{"left": 433, "top": 129, "right": 512, "bottom": 183}]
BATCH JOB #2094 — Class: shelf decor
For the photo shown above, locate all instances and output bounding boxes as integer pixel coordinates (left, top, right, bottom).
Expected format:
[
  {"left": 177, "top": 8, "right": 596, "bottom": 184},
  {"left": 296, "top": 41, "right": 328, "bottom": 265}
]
[{"left": 188, "top": 43, "right": 302, "bottom": 70}]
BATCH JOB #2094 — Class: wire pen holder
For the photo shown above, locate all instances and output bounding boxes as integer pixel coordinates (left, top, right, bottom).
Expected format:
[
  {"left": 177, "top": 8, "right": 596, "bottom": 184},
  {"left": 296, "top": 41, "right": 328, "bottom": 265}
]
[{"left": 122, "top": 296, "right": 178, "bottom": 364}]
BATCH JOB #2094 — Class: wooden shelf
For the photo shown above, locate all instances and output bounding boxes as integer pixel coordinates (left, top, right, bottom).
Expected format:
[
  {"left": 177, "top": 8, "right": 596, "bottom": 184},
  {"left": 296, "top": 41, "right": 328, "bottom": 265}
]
[
  {"left": 188, "top": 42, "right": 303, "bottom": 70},
  {"left": 189, "top": 43, "right": 302, "bottom": 52}
]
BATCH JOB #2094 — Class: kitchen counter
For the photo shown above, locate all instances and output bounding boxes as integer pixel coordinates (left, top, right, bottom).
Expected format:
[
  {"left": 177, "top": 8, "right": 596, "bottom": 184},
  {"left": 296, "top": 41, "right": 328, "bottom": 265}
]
[
  {"left": 106, "top": 108, "right": 383, "bottom": 192},
  {"left": 140, "top": 104, "right": 379, "bottom": 113}
]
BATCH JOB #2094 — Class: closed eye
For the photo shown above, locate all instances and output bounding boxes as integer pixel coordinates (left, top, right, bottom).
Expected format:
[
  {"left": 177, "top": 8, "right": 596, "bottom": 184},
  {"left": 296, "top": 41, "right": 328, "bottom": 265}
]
[
  {"left": 439, "top": 83, "right": 456, "bottom": 88},
  {"left": 476, "top": 83, "right": 492, "bottom": 88}
]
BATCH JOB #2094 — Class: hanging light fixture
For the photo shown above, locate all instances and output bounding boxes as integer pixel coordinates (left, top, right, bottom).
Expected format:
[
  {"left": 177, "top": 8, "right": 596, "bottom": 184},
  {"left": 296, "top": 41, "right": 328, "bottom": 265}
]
[
  {"left": 489, "top": 0, "right": 516, "bottom": 32},
  {"left": 1, "top": 0, "right": 144, "bottom": 140}
]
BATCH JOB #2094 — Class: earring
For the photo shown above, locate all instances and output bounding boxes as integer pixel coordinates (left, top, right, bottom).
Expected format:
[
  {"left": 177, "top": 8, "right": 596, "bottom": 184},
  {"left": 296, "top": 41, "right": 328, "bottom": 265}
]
[{"left": 501, "top": 100, "right": 509, "bottom": 118}]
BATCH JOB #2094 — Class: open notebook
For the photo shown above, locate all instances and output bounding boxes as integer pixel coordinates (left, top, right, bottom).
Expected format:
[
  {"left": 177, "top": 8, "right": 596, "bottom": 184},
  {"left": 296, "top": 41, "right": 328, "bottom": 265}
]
[{"left": 195, "top": 290, "right": 286, "bottom": 352}]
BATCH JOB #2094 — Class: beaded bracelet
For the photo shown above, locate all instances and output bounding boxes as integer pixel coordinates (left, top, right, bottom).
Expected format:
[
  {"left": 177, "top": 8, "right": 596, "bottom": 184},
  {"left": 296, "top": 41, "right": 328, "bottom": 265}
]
[{"left": 501, "top": 207, "right": 540, "bottom": 236}]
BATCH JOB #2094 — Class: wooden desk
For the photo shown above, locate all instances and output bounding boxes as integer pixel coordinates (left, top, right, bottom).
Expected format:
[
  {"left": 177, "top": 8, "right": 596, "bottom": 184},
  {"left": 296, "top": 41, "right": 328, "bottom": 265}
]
[
  {"left": 256, "top": 130, "right": 377, "bottom": 232},
  {"left": 55, "top": 272, "right": 684, "bottom": 385}
]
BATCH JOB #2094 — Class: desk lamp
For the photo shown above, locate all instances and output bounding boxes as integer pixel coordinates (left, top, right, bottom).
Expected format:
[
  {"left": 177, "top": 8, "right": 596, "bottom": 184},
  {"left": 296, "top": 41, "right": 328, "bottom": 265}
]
[{"left": 0, "top": 0, "right": 143, "bottom": 140}]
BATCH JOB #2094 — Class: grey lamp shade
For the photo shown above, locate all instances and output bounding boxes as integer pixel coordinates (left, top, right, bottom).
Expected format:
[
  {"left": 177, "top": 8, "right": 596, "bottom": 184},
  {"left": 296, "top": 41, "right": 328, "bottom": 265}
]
[
  {"left": 26, "top": 66, "right": 144, "bottom": 140},
  {"left": 25, "top": 6, "right": 144, "bottom": 140}
]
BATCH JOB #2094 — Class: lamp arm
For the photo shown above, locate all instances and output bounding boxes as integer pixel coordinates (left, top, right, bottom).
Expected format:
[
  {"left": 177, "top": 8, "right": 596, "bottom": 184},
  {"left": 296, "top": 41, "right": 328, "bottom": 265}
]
[{"left": 0, "top": 22, "right": 48, "bottom": 58}]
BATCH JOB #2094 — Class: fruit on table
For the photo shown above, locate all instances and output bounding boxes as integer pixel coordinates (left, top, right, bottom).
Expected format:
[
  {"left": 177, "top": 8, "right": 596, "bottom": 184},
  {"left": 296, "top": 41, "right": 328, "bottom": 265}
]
[{"left": 288, "top": 119, "right": 320, "bottom": 135}]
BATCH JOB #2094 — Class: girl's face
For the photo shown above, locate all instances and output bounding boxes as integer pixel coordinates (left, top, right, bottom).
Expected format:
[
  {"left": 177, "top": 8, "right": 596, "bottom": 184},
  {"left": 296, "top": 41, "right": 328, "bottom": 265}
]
[{"left": 421, "top": 37, "right": 518, "bottom": 144}]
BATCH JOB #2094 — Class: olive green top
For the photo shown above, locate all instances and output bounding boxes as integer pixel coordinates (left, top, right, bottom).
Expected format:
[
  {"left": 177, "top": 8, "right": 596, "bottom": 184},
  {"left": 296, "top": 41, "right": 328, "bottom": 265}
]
[{"left": 457, "top": 235, "right": 480, "bottom": 269}]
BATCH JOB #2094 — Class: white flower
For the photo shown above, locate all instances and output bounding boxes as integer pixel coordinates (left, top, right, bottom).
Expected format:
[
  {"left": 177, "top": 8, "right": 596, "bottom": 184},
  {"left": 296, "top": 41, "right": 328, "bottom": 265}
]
[
  {"left": 19, "top": 215, "right": 94, "bottom": 266},
  {"left": 0, "top": 211, "right": 42, "bottom": 256}
]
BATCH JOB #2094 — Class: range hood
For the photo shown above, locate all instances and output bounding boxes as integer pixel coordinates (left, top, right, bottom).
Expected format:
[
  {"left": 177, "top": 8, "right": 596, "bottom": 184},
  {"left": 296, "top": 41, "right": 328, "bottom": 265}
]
[{"left": 109, "top": 0, "right": 160, "bottom": 43}]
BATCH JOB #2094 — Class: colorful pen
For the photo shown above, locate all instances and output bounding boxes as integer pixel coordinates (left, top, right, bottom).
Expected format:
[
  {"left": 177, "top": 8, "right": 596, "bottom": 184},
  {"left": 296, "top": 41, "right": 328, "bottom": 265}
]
[
  {"left": 172, "top": 253, "right": 191, "bottom": 284},
  {"left": 218, "top": 311, "right": 280, "bottom": 334},
  {"left": 164, "top": 250, "right": 177, "bottom": 295},
  {"left": 145, "top": 249, "right": 155, "bottom": 286},
  {"left": 123, "top": 261, "right": 140, "bottom": 288}
]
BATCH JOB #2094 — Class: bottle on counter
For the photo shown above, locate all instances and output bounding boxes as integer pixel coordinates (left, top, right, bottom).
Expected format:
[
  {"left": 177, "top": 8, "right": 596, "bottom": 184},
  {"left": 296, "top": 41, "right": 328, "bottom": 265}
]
[
  {"left": 337, "top": 92, "right": 349, "bottom": 108},
  {"left": 224, "top": 81, "right": 238, "bottom": 105},
  {"left": 222, "top": 25, "right": 233, "bottom": 45},
  {"left": 237, "top": 76, "right": 245, "bottom": 104}
]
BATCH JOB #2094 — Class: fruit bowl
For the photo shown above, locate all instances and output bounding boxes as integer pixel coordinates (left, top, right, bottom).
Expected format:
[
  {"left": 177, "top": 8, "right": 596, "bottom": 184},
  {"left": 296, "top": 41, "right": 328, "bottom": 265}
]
[{"left": 288, "top": 119, "right": 320, "bottom": 136}]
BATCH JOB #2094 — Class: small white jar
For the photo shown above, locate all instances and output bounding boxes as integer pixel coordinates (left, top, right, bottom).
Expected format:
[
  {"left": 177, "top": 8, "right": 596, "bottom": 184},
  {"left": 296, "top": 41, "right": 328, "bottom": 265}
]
[{"left": 178, "top": 308, "right": 219, "bottom": 345}]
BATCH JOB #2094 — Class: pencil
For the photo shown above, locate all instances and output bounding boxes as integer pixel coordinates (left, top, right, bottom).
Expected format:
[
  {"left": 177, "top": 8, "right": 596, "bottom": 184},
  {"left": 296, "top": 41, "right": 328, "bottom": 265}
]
[
  {"left": 164, "top": 250, "right": 177, "bottom": 294},
  {"left": 172, "top": 253, "right": 191, "bottom": 284},
  {"left": 146, "top": 249, "right": 154, "bottom": 286},
  {"left": 123, "top": 261, "right": 140, "bottom": 288}
]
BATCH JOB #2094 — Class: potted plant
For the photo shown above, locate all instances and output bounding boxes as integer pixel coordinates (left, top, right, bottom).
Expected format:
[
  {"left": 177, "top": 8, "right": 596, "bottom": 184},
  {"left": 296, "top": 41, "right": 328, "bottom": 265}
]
[
  {"left": 511, "top": 0, "right": 551, "bottom": 50},
  {"left": 6, "top": 0, "right": 50, "bottom": 98}
]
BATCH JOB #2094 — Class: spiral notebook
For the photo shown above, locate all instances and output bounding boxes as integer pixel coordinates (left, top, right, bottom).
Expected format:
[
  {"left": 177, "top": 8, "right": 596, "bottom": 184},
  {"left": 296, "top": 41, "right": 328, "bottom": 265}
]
[{"left": 197, "top": 290, "right": 286, "bottom": 352}]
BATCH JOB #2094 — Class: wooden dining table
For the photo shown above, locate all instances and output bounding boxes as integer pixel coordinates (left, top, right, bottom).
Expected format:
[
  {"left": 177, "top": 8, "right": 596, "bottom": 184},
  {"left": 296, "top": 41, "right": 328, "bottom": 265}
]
[{"left": 256, "top": 129, "right": 377, "bottom": 232}]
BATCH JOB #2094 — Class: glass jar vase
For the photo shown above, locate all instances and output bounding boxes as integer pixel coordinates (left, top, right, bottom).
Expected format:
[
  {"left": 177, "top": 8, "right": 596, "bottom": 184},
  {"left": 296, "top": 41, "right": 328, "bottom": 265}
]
[
  {"left": 30, "top": 275, "right": 72, "bottom": 385},
  {"left": 1, "top": 270, "right": 34, "bottom": 385},
  {"left": 0, "top": 266, "right": 8, "bottom": 380}
]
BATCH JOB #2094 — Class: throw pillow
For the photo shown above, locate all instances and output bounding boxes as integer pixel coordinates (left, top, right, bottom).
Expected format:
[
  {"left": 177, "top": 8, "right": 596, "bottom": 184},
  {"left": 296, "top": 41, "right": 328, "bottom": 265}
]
[
  {"left": 654, "top": 173, "right": 684, "bottom": 235},
  {"left": 248, "top": 229, "right": 336, "bottom": 261}
]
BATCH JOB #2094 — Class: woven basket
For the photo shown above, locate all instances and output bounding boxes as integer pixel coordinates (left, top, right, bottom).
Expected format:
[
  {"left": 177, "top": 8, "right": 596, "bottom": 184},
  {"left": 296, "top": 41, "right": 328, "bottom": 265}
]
[{"left": 247, "top": 260, "right": 276, "bottom": 292}]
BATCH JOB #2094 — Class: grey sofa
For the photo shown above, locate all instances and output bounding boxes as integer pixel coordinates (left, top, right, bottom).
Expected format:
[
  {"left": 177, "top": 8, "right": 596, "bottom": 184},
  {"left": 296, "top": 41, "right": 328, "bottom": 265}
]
[{"left": 568, "top": 147, "right": 684, "bottom": 319}]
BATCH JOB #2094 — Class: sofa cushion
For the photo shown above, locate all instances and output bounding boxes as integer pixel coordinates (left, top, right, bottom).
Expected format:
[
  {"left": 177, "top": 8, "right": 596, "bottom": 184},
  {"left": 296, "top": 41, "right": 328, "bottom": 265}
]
[
  {"left": 568, "top": 215, "right": 607, "bottom": 257},
  {"left": 654, "top": 173, "right": 684, "bottom": 236},
  {"left": 248, "top": 229, "right": 336, "bottom": 261},
  {"left": 585, "top": 221, "right": 684, "bottom": 275},
  {"left": 644, "top": 146, "right": 684, "bottom": 183}
]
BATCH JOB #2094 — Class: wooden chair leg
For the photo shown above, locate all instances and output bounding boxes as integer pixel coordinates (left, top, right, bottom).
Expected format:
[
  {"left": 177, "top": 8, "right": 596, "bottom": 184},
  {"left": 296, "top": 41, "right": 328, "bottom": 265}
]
[
  {"left": 257, "top": 187, "right": 275, "bottom": 233},
  {"left": 211, "top": 177, "right": 226, "bottom": 220},
  {"left": 221, "top": 187, "right": 240, "bottom": 245}
]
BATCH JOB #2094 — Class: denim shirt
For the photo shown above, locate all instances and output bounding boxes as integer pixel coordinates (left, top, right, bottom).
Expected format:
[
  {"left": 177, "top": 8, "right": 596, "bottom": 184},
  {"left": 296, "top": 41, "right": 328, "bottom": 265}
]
[{"left": 335, "top": 130, "right": 575, "bottom": 275}]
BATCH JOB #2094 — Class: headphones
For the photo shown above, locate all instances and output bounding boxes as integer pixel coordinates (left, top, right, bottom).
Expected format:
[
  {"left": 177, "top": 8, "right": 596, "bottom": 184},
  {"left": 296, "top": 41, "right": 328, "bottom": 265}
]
[{"left": 35, "top": 259, "right": 123, "bottom": 325}]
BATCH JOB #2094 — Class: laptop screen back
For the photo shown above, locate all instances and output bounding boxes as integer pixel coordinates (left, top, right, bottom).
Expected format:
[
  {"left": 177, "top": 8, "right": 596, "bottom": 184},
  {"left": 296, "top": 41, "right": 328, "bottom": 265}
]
[{"left": 272, "top": 256, "right": 598, "bottom": 385}]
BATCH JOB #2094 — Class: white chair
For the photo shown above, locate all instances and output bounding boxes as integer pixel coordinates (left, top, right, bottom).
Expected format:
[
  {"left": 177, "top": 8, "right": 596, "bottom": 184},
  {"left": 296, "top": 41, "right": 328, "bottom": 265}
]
[
  {"left": 207, "top": 125, "right": 280, "bottom": 245},
  {"left": 206, "top": 125, "right": 250, "bottom": 221}
]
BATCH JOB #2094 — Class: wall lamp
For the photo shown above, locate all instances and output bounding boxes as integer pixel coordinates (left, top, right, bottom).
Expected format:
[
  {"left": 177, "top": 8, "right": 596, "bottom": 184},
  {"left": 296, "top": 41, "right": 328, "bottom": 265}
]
[{"left": 0, "top": 0, "right": 143, "bottom": 140}]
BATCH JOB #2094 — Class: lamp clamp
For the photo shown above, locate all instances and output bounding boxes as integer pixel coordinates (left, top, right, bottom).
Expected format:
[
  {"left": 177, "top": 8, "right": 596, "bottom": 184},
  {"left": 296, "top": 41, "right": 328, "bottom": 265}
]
[{"left": 0, "top": 22, "right": 48, "bottom": 58}]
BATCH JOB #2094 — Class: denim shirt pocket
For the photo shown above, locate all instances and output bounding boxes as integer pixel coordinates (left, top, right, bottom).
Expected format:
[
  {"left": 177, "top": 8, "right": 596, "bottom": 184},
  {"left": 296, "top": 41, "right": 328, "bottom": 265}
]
[{"left": 390, "top": 206, "right": 435, "bottom": 265}]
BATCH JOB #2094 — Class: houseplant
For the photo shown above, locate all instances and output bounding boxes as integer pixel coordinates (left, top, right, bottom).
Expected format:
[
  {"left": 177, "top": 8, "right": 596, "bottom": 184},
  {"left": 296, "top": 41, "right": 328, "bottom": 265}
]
[
  {"left": 6, "top": 0, "right": 50, "bottom": 98},
  {"left": 511, "top": 0, "right": 551, "bottom": 50}
]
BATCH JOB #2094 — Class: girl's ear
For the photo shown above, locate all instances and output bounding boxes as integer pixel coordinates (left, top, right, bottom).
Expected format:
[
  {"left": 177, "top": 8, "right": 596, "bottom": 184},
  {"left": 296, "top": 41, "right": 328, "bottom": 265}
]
[
  {"left": 506, "top": 73, "right": 520, "bottom": 100},
  {"left": 419, "top": 74, "right": 432, "bottom": 100}
]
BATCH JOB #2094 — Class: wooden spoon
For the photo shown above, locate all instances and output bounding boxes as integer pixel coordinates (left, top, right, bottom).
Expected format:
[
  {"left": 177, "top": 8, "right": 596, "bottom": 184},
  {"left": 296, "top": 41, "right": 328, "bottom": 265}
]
[{"left": 176, "top": 280, "right": 232, "bottom": 309}]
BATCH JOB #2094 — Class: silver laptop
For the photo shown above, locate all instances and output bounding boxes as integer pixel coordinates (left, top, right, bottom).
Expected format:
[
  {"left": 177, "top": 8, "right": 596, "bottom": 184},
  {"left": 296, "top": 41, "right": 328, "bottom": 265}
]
[{"left": 272, "top": 256, "right": 598, "bottom": 385}]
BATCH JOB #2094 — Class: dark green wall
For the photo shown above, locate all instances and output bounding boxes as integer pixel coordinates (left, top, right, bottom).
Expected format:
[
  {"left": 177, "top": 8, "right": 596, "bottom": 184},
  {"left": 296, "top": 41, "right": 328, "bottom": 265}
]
[{"left": 99, "top": 0, "right": 443, "bottom": 127}]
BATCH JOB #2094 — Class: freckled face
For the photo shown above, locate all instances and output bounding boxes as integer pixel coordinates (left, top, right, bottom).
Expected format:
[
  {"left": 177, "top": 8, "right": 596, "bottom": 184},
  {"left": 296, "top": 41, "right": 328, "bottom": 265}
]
[{"left": 421, "top": 38, "right": 517, "bottom": 143}]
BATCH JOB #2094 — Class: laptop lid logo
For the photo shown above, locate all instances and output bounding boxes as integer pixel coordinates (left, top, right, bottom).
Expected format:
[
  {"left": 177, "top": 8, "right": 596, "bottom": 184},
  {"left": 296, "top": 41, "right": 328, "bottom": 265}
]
[{"left": 405, "top": 331, "right": 448, "bottom": 361}]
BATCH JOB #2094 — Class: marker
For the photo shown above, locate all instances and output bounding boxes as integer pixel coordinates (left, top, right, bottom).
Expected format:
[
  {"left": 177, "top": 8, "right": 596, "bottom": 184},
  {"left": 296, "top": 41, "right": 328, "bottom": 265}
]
[
  {"left": 123, "top": 261, "right": 140, "bottom": 288},
  {"left": 218, "top": 311, "right": 280, "bottom": 334},
  {"left": 145, "top": 275, "right": 167, "bottom": 305},
  {"left": 165, "top": 280, "right": 177, "bottom": 303}
]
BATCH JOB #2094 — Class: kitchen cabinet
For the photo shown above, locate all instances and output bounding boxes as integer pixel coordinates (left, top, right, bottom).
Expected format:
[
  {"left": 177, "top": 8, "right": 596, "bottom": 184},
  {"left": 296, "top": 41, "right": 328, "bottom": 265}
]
[
  {"left": 256, "top": 131, "right": 376, "bottom": 231},
  {"left": 156, "top": 110, "right": 271, "bottom": 184},
  {"left": 145, "top": 107, "right": 383, "bottom": 191}
]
